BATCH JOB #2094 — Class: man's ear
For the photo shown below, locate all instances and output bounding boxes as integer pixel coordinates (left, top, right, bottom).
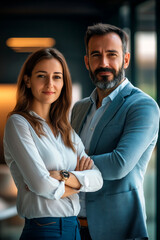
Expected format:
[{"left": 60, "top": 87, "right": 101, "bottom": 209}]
[
  {"left": 84, "top": 55, "right": 89, "bottom": 70},
  {"left": 24, "top": 75, "right": 31, "bottom": 88},
  {"left": 124, "top": 52, "right": 130, "bottom": 70}
]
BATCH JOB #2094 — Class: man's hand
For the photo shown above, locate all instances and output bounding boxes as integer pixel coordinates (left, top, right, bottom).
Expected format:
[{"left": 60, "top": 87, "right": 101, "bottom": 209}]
[{"left": 75, "top": 156, "right": 93, "bottom": 171}]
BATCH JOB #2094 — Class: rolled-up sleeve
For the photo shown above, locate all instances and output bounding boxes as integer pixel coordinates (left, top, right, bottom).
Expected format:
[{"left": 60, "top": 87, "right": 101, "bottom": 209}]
[
  {"left": 3, "top": 115, "right": 65, "bottom": 200},
  {"left": 71, "top": 164, "right": 103, "bottom": 192}
]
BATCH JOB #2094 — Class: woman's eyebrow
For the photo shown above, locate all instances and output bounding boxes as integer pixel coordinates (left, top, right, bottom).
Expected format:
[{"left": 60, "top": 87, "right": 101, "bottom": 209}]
[
  {"left": 35, "top": 70, "right": 47, "bottom": 73},
  {"left": 35, "top": 71, "right": 63, "bottom": 74},
  {"left": 54, "top": 72, "right": 63, "bottom": 75}
]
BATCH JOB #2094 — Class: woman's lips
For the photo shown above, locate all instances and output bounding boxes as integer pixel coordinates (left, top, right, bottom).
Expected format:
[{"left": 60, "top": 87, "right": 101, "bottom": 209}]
[{"left": 42, "top": 91, "right": 55, "bottom": 95}]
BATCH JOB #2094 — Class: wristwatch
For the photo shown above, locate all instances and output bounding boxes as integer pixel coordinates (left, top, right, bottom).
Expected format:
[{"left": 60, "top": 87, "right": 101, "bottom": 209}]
[{"left": 60, "top": 170, "right": 70, "bottom": 181}]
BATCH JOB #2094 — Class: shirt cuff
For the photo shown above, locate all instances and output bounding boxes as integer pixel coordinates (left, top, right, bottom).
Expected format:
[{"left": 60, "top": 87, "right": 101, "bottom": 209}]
[
  {"left": 70, "top": 171, "right": 90, "bottom": 192},
  {"left": 53, "top": 180, "right": 65, "bottom": 200}
]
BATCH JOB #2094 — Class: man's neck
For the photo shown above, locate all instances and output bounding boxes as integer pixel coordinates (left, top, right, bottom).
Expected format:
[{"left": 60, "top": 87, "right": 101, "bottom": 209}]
[{"left": 96, "top": 78, "right": 125, "bottom": 108}]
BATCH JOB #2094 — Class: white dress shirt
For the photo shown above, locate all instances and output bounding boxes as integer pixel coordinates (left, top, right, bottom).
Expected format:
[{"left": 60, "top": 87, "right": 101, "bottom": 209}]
[{"left": 3, "top": 111, "right": 103, "bottom": 219}]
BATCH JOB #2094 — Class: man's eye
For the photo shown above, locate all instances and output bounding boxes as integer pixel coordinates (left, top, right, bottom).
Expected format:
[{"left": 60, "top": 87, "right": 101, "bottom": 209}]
[
  {"left": 109, "top": 53, "right": 117, "bottom": 57},
  {"left": 92, "top": 54, "right": 100, "bottom": 57}
]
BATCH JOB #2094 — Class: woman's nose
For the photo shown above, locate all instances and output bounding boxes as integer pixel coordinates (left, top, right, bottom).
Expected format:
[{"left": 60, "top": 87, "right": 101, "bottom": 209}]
[{"left": 46, "top": 76, "right": 53, "bottom": 88}]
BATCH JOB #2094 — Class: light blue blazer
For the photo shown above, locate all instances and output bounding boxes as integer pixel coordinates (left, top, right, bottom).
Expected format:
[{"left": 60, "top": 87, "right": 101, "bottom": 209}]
[{"left": 71, "top": 81, "right": 160, "bottom": 240}]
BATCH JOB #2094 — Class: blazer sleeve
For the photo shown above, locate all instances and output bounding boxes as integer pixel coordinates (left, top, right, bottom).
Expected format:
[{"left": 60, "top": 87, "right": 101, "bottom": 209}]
[{"left": 91, "top": 97, "right": 160, "bottom": 180}]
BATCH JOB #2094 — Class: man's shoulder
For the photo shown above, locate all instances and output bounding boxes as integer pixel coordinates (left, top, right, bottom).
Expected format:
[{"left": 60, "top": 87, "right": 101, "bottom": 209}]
[
  {"left": 73, "top": 97, "right": 91, "bottom": 109},
  {"left": 124, "top": 85, "right": 159, "bottom": 118},
  {"left": 75, "top": 96, "right": 90, "bottom": 104},
  {"left": 71, "top": 96, "right": 92, "bottom": 122},
  {"left": 132, "top": 86, "right": 158, "bottom": 105},
  {"left": 124, "top": 81, "right": 159, "bottom": 107}
]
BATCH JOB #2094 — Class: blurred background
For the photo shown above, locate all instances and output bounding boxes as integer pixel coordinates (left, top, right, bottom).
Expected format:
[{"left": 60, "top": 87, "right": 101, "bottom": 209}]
[{"left": 0, "top": 0, "right": 160, "bottom": 239}]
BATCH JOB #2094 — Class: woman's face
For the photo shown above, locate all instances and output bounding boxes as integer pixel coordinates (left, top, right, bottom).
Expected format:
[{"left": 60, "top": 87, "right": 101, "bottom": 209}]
[{"left": 25, "top": 58, "right": 64, "bottom": 108}]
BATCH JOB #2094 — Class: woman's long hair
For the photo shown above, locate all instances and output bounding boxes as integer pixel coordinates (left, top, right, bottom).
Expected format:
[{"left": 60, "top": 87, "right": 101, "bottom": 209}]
[{"left": 9, "top": 48, "right": 75, "bottom": 152}]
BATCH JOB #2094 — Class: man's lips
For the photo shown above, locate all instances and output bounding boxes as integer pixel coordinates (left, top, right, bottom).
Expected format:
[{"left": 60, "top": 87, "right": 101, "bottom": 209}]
[
  {"left": 98, "top": 71, "right": 112, "bottom": 76},
  {"left": 95, "top": 67, "right": 115, "bottom": 76}
]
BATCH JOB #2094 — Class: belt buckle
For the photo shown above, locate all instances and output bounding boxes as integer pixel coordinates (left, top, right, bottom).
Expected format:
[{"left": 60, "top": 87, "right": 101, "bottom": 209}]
[{"left": 78, "top": 217, "right": 88, "bottom": 227}]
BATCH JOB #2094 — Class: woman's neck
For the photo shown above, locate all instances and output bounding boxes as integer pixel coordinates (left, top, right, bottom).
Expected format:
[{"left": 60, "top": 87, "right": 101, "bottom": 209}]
[{"left": 30, "top": 102, "right": 51, "bottom": 122}]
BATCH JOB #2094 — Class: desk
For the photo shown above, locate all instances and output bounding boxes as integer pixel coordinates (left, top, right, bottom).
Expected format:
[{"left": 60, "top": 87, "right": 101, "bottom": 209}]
[
  {"left": 0, "top": 164, "right": 17, "bottom": 220},
  {"left": 0, "top": 197, "right": 17, "bottom": 221}
]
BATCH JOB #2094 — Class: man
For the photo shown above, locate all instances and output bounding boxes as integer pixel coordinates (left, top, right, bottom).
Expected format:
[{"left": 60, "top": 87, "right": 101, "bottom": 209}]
[{"left": 71, "top": 23, "right": 160, "bottom": 240}]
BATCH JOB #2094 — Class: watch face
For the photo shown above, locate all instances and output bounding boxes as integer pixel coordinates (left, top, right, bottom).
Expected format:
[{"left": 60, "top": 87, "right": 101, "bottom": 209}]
[
  {"left": 63, "top": 170, "right": 69, "bottom": 178},
  {"left": 61, "top": 170, "right": 70, "bottom": 180}
]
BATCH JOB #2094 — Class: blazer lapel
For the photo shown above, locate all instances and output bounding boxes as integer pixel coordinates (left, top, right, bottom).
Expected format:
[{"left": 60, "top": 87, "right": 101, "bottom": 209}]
[{"left": 88, "top": 82, "right": 134, "bottom": 155}]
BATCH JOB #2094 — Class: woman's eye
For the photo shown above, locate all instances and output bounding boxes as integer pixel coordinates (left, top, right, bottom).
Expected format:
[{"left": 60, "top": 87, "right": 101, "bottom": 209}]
[
  {"left": 37, "top": 74, "right": 46, "bottom": 78},
  {"left": 54, "top": 75, "right": 62, "bottom": 79}
]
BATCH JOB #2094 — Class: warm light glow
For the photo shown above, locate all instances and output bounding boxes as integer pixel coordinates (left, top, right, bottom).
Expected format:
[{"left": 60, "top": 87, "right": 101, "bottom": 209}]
[
  {"left": 6, "top": 37, "right": 56, "bottom": 52},
  {"left": 6, "top": 37, "right": 55, "bottom": 47},
  {"left": 0, "top": 84, "right": 16, "bottom": 110},
  {"left": 0, "top": 84, "right": 17, "bottom": 164}
]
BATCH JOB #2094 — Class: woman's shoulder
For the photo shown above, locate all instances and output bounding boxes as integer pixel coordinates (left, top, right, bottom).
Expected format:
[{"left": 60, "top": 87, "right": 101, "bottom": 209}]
[
  {"left": 6, "top": 113, "right": 30, "bottom": 128},
  {"left": 4, "top": 114, "right": 31, "bottom": 140},
  {"left": 8, "top": 113, "right": 28, "bottom": 121}
]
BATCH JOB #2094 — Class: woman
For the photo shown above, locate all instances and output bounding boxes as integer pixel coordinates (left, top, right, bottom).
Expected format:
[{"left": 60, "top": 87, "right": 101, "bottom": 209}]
[{"left": 3, "top": 48, "right": 103, "bottom": 240}]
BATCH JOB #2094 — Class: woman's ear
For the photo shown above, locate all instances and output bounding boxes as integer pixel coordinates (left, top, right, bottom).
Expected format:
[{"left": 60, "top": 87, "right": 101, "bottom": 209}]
[{"left": 24, "top": 75, "right": 31, "bottom": 88}]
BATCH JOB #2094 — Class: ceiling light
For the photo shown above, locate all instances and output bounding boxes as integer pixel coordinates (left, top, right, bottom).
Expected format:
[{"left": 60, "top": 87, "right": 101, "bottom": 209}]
[{"left": 6, "top": 37, "right": 56, "bottom": 52}]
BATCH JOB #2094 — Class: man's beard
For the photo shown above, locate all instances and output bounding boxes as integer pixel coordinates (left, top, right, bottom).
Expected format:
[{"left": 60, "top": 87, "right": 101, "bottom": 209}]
[{"left": 89, "top": 63, "right": 125, "bottom": 90}]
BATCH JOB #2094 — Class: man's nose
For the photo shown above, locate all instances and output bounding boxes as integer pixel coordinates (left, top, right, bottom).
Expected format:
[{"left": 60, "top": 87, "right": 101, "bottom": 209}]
[{"left": 99, "top": 56, "right": 109, "bottom": 67}]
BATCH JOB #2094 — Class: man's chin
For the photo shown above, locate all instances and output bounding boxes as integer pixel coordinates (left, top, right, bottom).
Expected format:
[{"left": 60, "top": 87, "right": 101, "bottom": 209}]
[
  {"left": 98, "top": 74, "right": 113, "bottom": 79},
  {"left": 95, "top": 79, "right": 120, "bottom": 90}
]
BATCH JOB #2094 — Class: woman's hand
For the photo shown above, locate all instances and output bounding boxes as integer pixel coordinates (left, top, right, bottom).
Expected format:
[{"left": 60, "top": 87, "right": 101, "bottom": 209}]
[
  {"left": 49, "top": 170, "right": 81, "bottom": 190},
  {"left": 49, "top": 170, "right": 61, "bottom": 180},
  {"left": 61, "top": 185, "right": 79, "bottom": 198},
  {"left": 75, "top": 156, "right": 93, "bottom": 171}
]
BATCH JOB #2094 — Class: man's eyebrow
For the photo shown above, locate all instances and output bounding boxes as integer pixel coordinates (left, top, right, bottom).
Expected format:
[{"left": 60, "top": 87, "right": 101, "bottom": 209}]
[
  {"left": 107, "top": 50, "right": 118, "bottom": 53},
  {"left": 90, "top": 50, "right": 118, "bottom": 55},
  {"left": 90, "top": 51, "right": 100, "bottom": 55}
]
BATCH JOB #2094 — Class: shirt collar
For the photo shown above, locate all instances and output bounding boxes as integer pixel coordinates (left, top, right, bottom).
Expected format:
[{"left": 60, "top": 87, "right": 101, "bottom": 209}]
[
  {"left": 109, "top": 78, "right": 129, "bottom": 101},
  {"left": 29, "top": 111, "right": 46, "bottom": 121},
  {"left": 90, "top": 78, "right": 129, "bottom": 106}
]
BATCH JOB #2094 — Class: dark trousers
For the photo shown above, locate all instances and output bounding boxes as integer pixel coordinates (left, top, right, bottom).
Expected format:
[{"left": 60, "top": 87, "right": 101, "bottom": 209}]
[
  {"left": 80, "top": 226, "right": 92, "bottom": 240},
  {"left": 20, "top": 216, "right": 81, "bottom": 240},
  {"left": 80, "top": 226, "right": 147, "bottom": 240}
]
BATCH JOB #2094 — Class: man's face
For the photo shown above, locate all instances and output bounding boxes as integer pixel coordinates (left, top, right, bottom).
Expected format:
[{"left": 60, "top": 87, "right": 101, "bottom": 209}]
[{"left": 84, "top": 33, "right": 130, "bottom": 90}]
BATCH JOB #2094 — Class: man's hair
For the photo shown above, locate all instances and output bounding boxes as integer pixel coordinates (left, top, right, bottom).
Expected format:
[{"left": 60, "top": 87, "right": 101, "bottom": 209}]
[{"left": 85, "top": 23, "right": 129, "bottom": 55}]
